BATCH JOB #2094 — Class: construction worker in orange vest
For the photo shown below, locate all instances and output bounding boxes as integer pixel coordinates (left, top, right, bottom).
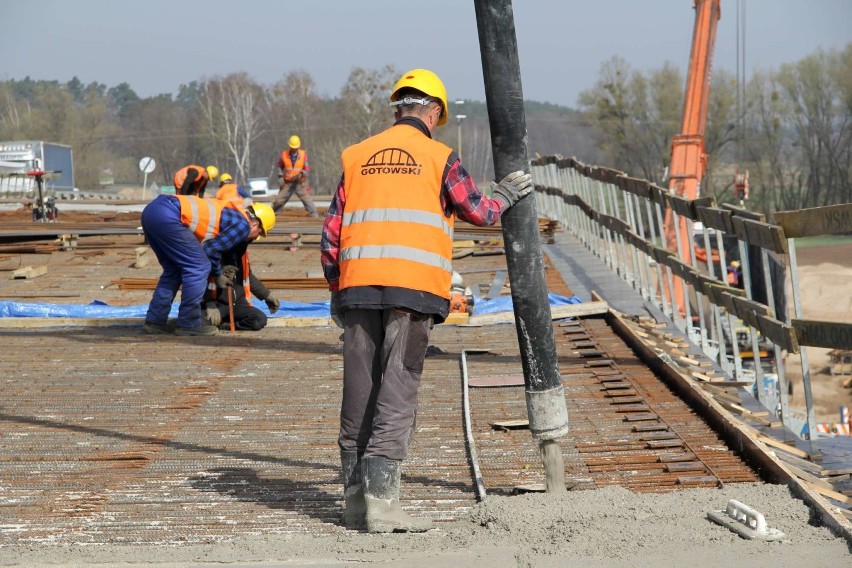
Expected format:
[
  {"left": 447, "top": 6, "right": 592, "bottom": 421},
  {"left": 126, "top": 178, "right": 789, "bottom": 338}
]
[
  {"left": 215, "top": 172, "right": 251, "bottom": 210},
  {"left": 140, "top": 193, "right": 274, "bottom": 336},
  {"left": 321, "top": 68, "right": 532, "bottom": 533},
  {"left": 174, "top": 165, "right": 218, "bottom": 197},
  {"left": 273, "top": 135, "right": 318, "bottom": 217}
]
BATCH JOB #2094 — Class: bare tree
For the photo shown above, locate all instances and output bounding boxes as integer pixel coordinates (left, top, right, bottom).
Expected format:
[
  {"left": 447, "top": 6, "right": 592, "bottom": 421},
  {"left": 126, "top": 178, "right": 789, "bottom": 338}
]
[
  {"left": 339, "top": 65, "right": 398, "bottom": 140},
  {"left": 198, "top": 72, "right": 268, "bottom": 181}
]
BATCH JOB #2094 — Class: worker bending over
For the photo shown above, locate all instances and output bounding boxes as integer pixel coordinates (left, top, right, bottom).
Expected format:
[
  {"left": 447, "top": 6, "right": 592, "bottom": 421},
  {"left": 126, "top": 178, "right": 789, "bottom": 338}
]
[
  {"left": 216, "top": 173, "right": 252, "bottom": 209},
  {"left": 174, "top": 165, "right": 218, "bottom": 197},
  {"left": 141, "top": 194, "right": 272, "bottom": 336},
  {"left": 321, "top": 68, "right": 532, "bottom": 533},
  {"left": 203, "top": 236, "right": 280, "bottom": 331},
  {"left": 273, "top": 135, "right": 318, "bottom": 217}
]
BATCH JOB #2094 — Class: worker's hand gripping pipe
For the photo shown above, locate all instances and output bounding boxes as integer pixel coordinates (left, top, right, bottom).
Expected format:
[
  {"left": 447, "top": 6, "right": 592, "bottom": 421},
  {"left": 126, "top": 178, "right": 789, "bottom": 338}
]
[{"left": 474, "top": 0, "right": 568, "bottom": 491}]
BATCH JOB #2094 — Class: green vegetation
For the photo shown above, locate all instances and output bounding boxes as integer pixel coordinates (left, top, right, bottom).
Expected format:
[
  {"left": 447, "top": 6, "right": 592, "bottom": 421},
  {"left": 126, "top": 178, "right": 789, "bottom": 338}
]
[{"left": 794, "top": 235, "right": 852, "bottom": 249}]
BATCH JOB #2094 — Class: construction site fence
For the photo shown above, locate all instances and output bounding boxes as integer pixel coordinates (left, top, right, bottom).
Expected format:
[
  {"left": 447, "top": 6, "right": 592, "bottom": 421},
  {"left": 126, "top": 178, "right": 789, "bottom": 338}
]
[{"left": 530, "top": 154, "right": 852, "bottom": 440}]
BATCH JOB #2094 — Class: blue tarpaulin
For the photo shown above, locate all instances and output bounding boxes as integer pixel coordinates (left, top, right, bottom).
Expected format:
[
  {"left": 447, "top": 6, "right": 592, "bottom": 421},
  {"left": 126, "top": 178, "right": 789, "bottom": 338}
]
[{"left": 0, "top": 293, "right": 581, "bottom": 319}]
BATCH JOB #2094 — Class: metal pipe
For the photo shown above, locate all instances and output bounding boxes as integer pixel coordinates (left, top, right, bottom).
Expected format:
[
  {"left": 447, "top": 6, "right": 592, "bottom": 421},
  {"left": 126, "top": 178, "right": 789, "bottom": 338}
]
[
  {"left": 474, "top": 0, "right": 569, "bottom": 455},
  {"left": 461, "top": 349, "right": 488, "bottom": 501}
]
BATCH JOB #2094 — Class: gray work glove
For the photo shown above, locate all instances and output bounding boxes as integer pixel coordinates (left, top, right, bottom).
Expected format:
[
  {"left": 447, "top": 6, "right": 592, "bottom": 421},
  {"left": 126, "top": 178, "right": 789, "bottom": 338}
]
[
  {"left": 215, "top": 272, "right": 234, "bottom": 290},
  {"left": 490, "top": 170, "right": 533, "bottom": 209},
  {"left": 204, "top": 301, "right": 222, "bottom": 327},
  {"left": 330, "top": 292, "right": 343, "bottom": 328},
  {"left": 221, "top": 265, "right": 238, "bottom": 282},
  {"left": 265, "top": 296, "right": 280, "bottom": 314}
]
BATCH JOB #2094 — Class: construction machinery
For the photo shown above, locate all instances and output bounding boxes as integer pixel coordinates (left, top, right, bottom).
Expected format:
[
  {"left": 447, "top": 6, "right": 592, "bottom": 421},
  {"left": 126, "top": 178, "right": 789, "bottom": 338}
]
[{"left": 663, "top": 0, "right": 721, "bottom": 315}]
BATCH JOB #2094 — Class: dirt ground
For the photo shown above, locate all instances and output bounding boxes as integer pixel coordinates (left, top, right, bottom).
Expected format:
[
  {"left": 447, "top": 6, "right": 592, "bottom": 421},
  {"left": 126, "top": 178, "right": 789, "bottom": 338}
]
[{"left": 782, "top": 242, "right": 852, "bottom": 423}]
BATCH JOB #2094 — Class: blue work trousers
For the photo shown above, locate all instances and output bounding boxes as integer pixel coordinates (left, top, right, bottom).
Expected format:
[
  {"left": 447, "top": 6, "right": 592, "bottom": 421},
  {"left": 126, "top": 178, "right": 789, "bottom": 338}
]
[{"left": 141, "top": 195, "right": 211, "bottom": 329}]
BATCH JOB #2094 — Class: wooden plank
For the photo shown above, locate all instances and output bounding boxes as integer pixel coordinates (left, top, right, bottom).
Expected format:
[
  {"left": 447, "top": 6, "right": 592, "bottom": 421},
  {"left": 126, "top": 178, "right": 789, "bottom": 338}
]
[
  {"left": 0, "top": 317, "right": 144, "bottom": 329},
  {"left": 782, "top": 462, "right": 841, "bottom": 493},
  {"left": 773, "top": 203, "right": 852, "bottom": 238},
  {"left": 10, "top": 265, "right": 48, "bottom": 279},
  {"left": 133, "top": 246, "right": 150, "bottom": 269},
  {"left": 658, "top": 452, "right": 696, "bottom": 463},
  {"left": 491, "top": 419, "right": 529, "bottom": 430},
  {"left": 632, "top": 424, "right": 669, "bottom": 432},
  {"left": 647, "top": 439, "right": 685, "bottom": 449},
  {"left": 442, "top": 312, "right": 470, "bottom": 325},
  {"left": 608, "top": 396, "right": 643, "bottom": 405},
  {"left": 665, "top": 461, "right": 707, "bottom": 473},
  {"left": 467, "top": 300, "right": 609, "bottom": 325},
  {"left": 468, "top": 375, "right": 525, "bottom": 388},
  {"left": 614, "top": 404, "right": 651, "bottom": 413},
  {"left": 774, "top": 451, "right": 825, "bottom": 475},
  {"left": 677, "top": 475, "right": 718, "bottom": 485},
  {"left": 808, "top": 484, "right": 852, "bottom": 505},
  {"left": 793, "top": 319, "right": 852, "bottom": 350},
  {"left": 717, "top": 400, "right": 776, "bottom": 427},
  {"left": 757, "top": 434, "right": 819, "bottom": 461},
  {"left": 623, "top": 412, "right": 659, "bottom": 422}
]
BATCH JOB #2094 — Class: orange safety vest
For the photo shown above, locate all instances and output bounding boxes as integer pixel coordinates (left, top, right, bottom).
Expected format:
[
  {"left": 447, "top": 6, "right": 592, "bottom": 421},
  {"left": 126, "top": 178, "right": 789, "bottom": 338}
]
[
  {"left": 281, "top": 149, "right": 306, "bottom": 182},
  {"left": 339, "top": 123, "right": 454, "bottom": 299},
  {"left": 175, "top": 195, "right": 226, "bottom": 242},
  {"left": 216, "top": 183, "right": 246, "bottom": 212},
  {"left": 174, "top": 165, "right": 208, "bottom": 194}
]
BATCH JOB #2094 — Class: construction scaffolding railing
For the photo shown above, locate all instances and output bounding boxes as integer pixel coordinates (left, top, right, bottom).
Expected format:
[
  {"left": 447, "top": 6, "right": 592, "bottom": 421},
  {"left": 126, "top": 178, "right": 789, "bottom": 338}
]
[{"left": 531, "top": 155, "right": 852, "bottom": 440}]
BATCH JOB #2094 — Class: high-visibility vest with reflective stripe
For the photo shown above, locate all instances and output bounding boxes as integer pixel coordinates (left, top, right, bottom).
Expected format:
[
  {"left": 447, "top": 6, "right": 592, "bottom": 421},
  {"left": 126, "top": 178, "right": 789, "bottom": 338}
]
[
  {"left": 216, "top": 183, "right": 246, "bottom": 212},
  {"left": 175, "top": 195, "right": 227, "bottom": 243},
  {"left": 281, "top": 149, "right": 306, "bottom": 182},
  {"left": 339, "top": 124, "right": 454, "bottom": 299}
]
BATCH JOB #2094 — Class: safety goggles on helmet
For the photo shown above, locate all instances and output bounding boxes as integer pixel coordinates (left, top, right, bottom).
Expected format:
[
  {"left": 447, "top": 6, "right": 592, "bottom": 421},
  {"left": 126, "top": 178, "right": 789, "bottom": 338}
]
[{"left": 389, "top": 96, "right": 433, "bottom": 109}]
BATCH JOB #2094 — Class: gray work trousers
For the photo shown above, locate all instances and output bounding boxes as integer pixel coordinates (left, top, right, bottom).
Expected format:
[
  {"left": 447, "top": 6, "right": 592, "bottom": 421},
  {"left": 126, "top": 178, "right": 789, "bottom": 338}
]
[
  {"left": 338, "top": 308, "right": 433, "bottom": 461},
  {"left": 272, "top": 177, "right": 316, "bottom": 215}
]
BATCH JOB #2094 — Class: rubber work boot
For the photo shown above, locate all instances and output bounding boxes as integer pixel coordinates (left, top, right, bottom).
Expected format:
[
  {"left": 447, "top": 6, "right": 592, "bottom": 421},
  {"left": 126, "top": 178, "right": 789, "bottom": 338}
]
[
  {"left": 362, "top": 456, "right": 432, "bottom": 533},
  {"left": 143, "top": 321, "right": 173, "bottom": 335},
  {"left": 174, "top": 324, "right": 218, "bottom": 336},
  {"left": 341, "top": 450, "right": 365, "bottom": 530}
]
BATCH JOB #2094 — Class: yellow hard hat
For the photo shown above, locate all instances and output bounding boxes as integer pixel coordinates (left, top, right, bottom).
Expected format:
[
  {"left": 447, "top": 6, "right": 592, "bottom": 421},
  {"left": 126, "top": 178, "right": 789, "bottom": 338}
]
[
  {"left": 219, "top": 173, "right": 233, "bottom": 184},
  {"left": 288, "top": 135, "right": 301, "bottom": 149},
  {"left": 390, "top": 68, "right": 448, "bottom": 126},
  {"left": 206, "top": 165, "right": 219, "bottom": 180},
  {"left": 249, "top": 203, "right": 276, "bottom": 236}
]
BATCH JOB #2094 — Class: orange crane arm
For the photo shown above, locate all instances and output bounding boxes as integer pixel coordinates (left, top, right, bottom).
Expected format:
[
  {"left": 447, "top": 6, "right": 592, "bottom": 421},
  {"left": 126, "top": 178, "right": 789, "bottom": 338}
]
[
  {"left": 669, "top": 0, "right": 720, "bottom": 205},
  {"left": 664, "top": 0, "right": 721, "bottom": 315}
]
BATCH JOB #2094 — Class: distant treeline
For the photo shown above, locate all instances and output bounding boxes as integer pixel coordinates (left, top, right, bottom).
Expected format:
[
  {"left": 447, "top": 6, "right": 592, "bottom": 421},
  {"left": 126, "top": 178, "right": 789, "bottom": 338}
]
[{"left": 1, "top": 44, "right": 849, "bottom": 213}]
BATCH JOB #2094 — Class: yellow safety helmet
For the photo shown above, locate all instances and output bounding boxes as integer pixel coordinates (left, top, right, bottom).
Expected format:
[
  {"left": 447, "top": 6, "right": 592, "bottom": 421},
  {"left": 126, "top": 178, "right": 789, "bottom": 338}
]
[
  {"left": 219, "top": 173, "right": 233, "bottom": 185},
  {"left": 206, "top": 165, "right": 219, "bottom": 180},
  {"left": 248, "top": 203, "right": 276, "bottom": 236},
  {"left": 390, "top": 68, "right": 448, "bottom": 126},
  {"left": 288, "top": 135, "right": 301, "bottom": 149}
]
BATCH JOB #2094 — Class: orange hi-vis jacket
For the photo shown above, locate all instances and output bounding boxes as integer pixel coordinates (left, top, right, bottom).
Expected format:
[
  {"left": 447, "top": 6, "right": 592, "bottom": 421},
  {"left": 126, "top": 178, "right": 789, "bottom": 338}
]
[
  {"left": 281, "top": 149, "right": 306, "bottom": 182},
  {"left": 339, "top": 123, "right": 454, "bottom": 299},
  {"left": 216, "top": 183, "right": 246, "bottom": 212},
  {"left": 174, "top": 165, "right": 208, "bottom": 193},
  {"left": 175, "top": 194, "right": 247, "bottom": 242},
  {"left": 176, "top": 194, "right": 253, "bottom": 302}
]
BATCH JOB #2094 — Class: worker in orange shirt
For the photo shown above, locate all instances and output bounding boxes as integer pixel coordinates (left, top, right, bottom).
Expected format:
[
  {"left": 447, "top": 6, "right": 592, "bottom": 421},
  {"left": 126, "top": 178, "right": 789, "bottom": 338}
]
[
  {"left": 174, "top": 165, "right": 218, "bottom": 197},
  {"left": 216, "top": 173, "right": 251, "bottom": 210},
  {"left": 273, "top": 135, "right": 318, "bottom": 217}
]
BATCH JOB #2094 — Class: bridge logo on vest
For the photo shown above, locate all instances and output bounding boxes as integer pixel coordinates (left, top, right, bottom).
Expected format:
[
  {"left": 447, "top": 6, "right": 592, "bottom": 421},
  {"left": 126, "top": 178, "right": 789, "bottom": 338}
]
[{"left": 361, "top": 148, "right": 421, "bottom": 176}]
